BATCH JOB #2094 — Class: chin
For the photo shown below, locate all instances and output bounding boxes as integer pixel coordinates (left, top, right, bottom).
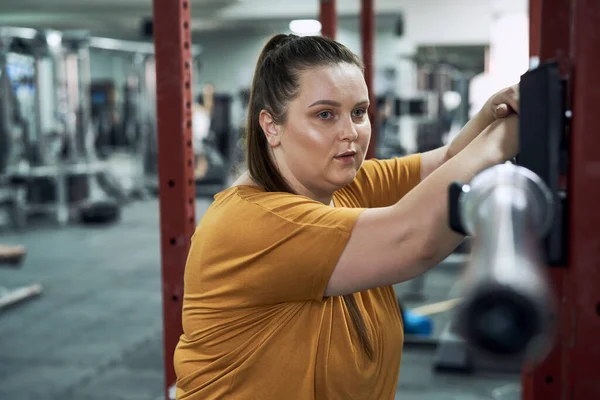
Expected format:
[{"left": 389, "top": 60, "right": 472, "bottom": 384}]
[
  {"left": 326, "top": 159, "right": 363, "bottom": 189},
  {"left": 333, "top": 170, "right": 359, "bottom": 189}
]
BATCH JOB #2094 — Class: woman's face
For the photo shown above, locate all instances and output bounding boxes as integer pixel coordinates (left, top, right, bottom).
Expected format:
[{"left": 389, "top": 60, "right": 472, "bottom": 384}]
[{"left": 267, "top": 62, "right": 371, "bottom": 200}]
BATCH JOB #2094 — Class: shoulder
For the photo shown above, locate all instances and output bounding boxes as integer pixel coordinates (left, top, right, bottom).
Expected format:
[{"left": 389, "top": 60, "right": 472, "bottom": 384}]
[
  {"left": 194, "top": 186, "right": 363, "bottom": 257},
  {"left": 190, "top": 186, "right": 363, "bottom": 267},
  {"left": 359, "top": 154, "right": 421, "bottom": 177},
  {"left": 350, "top": 155, "right": 421, "bottom": 189},
  {"left": 212, "top": 185, "right": 312, "bottom": 215},
  {"left": 214, "top": 186, "right": 361, "bottom": 230},
  {"left": 335, "top": 154, "right": 422, "bottom": 208}
]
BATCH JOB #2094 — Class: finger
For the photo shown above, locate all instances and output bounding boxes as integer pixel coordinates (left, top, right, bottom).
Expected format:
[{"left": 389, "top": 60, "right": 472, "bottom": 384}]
[
  {"left": 498, "top": 95, "right": 518, "bottom": 115},
  {"left": 496, "top": 85, "right": 519, "bottom": 113},
  {"left": 494, "top": 103, "right": 510, "bottom": 117},
  {"left": 507, "top": 93, "right": 519, "bottom": 114}
]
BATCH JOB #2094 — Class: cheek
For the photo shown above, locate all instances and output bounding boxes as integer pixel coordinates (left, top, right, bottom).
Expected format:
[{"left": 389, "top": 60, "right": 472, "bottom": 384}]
[
  {"left": 283, "top": 124, "right": 328, "bottom": 161},
  {"left": 358, "top": 124, "right": 371, "bottom": 145},
  {"left": 299, "top": 127, "right": 332, "bottom": 153}
]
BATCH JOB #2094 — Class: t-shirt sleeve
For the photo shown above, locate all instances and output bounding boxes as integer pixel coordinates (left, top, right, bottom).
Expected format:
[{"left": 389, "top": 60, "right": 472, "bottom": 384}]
[
  {"left": 339, "top": 153, "right": 422, "bottom": 208},
  {"left": 184, "top": 191, "right": 365, "bottom": 307}
]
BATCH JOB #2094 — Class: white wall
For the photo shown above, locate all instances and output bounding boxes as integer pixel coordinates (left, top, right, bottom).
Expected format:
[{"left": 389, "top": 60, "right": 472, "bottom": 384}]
[
  {"left": 470, "top": 0, "right": 529, "bottom": 116},
  {"left": 401, "top": 0, "right": 492, "bottom": 45},
  {"left": 192, "top": 34, "right": 265, "bottom": 95}
]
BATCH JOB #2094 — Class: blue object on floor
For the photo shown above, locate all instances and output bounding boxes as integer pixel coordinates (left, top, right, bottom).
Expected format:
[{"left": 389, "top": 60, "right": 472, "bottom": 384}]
[{"left": 403, "top": 310, "right": 433, "bottom": 336}]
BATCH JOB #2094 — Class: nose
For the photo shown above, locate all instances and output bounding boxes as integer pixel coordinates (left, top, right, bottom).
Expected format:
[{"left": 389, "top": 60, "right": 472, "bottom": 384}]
[{"left": 340, "top": 117, "right": 359, "bottom": 142}]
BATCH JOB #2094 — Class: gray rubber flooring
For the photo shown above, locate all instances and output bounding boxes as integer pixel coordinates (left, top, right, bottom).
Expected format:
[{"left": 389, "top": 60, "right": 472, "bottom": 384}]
[{"left": 0, "top": 199, "right": 518, "bottom": 400}]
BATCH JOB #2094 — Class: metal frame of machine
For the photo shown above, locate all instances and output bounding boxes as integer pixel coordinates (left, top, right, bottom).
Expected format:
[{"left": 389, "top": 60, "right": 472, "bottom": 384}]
[
  {"left": 153, "top": 1, "right": 196, "bottom": 398},
  {"left": 154, "top": 0, "right": 600, "bottom": 399},
  {"left": 0, "top": 27, "right": 119, "bottom": 227},
  {"left": 521, "top": 0, "right": 600, "bottom": 399},
  {"left": 0, "top": 26, "right": 202, "bottom": 230}
]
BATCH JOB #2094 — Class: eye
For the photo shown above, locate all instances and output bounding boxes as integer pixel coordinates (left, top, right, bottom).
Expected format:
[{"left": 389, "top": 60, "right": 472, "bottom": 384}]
[
  {"left": 318, "top": 111, "right": 334, "bottom": 120},
  {"left": 352, "top": 108, "right": 367, "bottom": 118}
]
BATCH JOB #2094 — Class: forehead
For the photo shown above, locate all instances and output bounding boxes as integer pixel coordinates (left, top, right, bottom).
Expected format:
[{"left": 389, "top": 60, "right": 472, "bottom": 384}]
[{"left": 296, "top": 63, "right": 367, "bottom": 103}]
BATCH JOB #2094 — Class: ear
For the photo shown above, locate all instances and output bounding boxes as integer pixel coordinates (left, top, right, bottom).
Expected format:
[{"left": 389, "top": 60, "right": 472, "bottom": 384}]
[{"left": 259, "top": 110, "right": 281, "bottom": 148}]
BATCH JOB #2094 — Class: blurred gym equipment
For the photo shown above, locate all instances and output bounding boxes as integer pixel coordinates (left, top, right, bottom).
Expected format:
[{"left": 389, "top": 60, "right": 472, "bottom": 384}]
[
  {"left": 128, "top": 51, "right": 159, "bottom": 194},
  {"left": 0, "top": 27, "right": 120, "bottom": 227},
  {"left": 0, "top": 28, "right": 36, "bottom": 228},
  {"left": 192, "top": 89, "right": 230, "bottom": 198},
  {"left": 60, "top": 31, "right": 121, "bottom": 224},
  {"left": 86, "top": 35, "right": 227, "bottom": 198},
  {"left": 435, "top": 5, "right": 600, "bottom": 400},
  {"left": 375, "top": 67, "right": 426, "bottom": 161},
  {"left": 0, "top": 244, "right": 43, "bottom": 311},
  {"left": 376, "top": 46, "right": 481, "bottom": 164},
  {"left": 70, "top": 38, "right": 151, "bottom": 201},
  {"left": 440, "top": 163, "right": 556, "bottom": 370},
  {"left": 415, "top": 61, "right": 472, "bottom": 152},
  {"left": 88, "top": 39, "right": 158, "bottom": 200}
]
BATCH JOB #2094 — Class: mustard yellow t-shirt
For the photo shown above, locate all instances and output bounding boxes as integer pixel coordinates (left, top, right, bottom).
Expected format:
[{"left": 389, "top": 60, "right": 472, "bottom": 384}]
[{"left": 175, "top": 154, "right": 422, "bottom": 400}]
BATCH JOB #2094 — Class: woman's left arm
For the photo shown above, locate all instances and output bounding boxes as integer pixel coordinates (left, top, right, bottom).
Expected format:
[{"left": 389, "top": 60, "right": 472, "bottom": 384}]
[{"left": 420, "top": 84, "right": 519, "bottom": 181}]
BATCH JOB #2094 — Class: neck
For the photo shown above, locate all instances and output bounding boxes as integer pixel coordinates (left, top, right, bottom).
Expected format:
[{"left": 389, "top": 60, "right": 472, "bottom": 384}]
[
  {"left": 238, "top": 170, "right": 335, "bottom": 206},
  {"left": 288, "top": 179, "right": 334, "bottom": 206},
  {"left": 271, "top": 153, "right": 335, "bottom": 205}
]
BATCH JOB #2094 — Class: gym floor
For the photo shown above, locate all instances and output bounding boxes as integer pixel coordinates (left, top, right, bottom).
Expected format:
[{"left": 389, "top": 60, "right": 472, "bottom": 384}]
[{"left": 0, "top": 199, "right": 518, "bottom": 400}]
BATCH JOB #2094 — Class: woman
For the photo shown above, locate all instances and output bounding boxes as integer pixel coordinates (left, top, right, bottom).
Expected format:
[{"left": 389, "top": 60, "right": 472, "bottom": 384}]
[{"left": 174, "top": 34, "right": 519, "bottom": 399}]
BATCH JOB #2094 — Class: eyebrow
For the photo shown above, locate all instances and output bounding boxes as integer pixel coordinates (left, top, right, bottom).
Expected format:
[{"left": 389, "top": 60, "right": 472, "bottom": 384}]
[{"left": 308, "top": 99, "right": 369, "bottom": 108}]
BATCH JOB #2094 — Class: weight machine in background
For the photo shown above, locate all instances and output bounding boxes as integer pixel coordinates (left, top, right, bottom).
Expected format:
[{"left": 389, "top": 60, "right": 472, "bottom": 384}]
[
  {"left": 0, "top": 25, "right": 215, "bottom": 230},
  {"left": 86, "top": 37, "right": 220, "bottom": 200},
  {"left": 0, "top": 27, "right": 120, "bottom": 228},
  {"left": 87, "top": 38, "right": 160, "bottom": 200}
]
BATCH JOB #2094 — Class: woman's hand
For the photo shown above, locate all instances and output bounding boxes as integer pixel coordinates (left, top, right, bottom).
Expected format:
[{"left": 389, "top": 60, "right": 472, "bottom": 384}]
[
  {"left": 425, "top": 84, "right": 521, "bottom": 180},
  {"left": 477, "top": 114, "right": 520, "bottom": 163},
  {"left": 482, "top": 84, "right": 520, "bottom": 123}
]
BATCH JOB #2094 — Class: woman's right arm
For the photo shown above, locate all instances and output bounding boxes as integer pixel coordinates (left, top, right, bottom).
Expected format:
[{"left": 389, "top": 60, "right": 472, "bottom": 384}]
[{"left": 325, "top": 115, "right": 519, "bottom": 297}]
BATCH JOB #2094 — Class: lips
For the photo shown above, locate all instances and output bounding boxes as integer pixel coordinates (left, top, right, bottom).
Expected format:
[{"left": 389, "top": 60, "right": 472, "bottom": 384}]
[{"left": 335, "top": 150, "right": 357, "bottom": 158}]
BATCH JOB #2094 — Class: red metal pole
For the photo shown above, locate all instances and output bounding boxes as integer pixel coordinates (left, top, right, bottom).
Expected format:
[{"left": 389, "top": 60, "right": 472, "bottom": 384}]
[
  {"left": 539, "top": 0, "right": 572, "bottom": 78},
  {"left": 564, "top": 0, "right": 600, "bottom": 398},
  {"left": 523, "top": 1, "right": 600, "bottom": 400},
  {"left": 521, "top": 1, "right": 571, "bottom": 400},
  {"left": 152, "top": 0, "right": 196, "bottom": 397},
  {"left": 319, "top": 0, "right": 337, "bottom": 40},
  {"left": 528, "top": 0, "right": 541, "bottom": 59},
  {"left": 361, "top": 0, "right": 377, "bottom": 160},
  {"left": 521, "top": 267, "right": 569, "bottom": 400}
]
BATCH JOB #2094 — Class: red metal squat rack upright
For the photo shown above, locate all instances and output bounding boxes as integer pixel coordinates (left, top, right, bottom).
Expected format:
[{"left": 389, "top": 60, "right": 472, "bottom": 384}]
[{"left": 523, "top": 0, "right": 600, "bottom": 398}]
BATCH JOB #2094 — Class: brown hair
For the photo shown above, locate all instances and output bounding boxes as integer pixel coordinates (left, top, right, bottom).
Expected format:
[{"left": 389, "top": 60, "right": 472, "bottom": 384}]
[{"left": 245, "top": 33, "right": 373, "bottom": 360}]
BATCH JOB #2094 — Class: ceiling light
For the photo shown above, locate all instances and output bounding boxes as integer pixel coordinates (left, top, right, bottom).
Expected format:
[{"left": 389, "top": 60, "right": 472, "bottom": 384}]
[
  {"left": 46, "top": 31, "right": 62, "bottom": 47},
  {"left": 289, "top": 19, "right": 322, "bottom": 36}
]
